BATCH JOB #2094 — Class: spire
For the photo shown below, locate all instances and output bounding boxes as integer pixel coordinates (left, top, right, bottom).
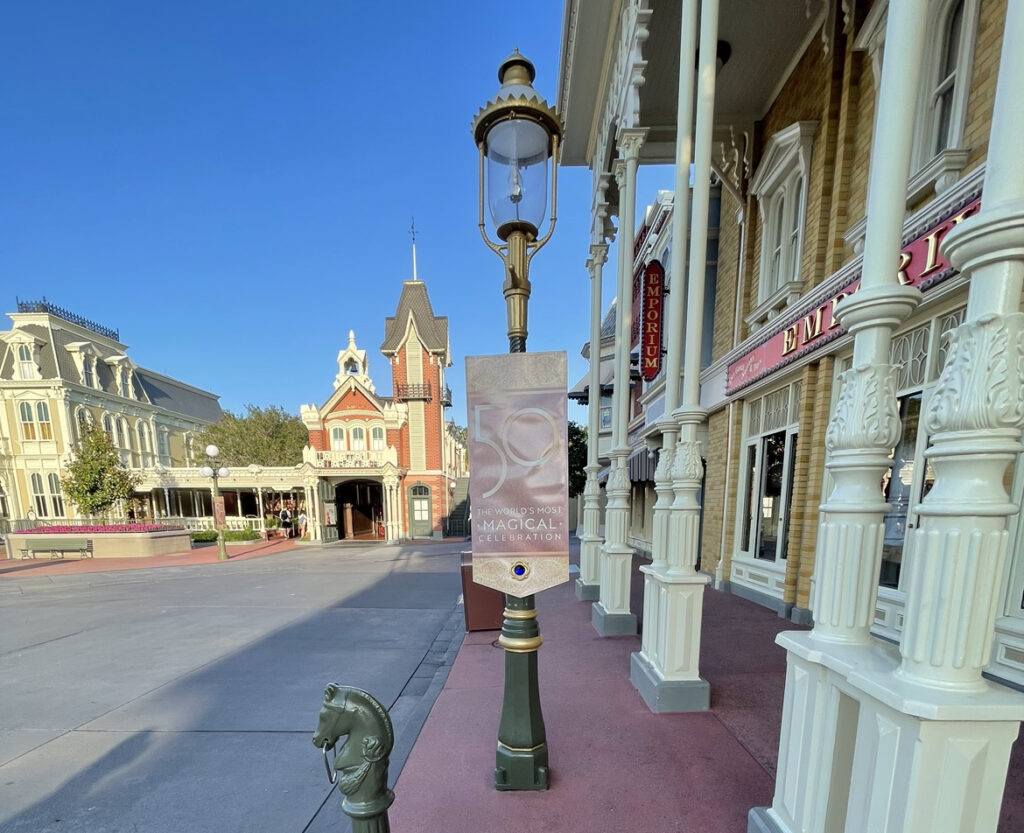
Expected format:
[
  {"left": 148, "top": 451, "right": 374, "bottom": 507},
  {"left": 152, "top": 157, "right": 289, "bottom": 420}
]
[
  {"left": 410, "top": 217, "right": 419, "bottom": 281},
  {"left": 348, "top": 329, "right": 356, "bottom": 348}
]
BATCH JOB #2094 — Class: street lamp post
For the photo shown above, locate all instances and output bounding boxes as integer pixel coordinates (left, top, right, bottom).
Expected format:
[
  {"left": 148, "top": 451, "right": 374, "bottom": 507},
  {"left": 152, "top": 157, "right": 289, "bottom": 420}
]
[
  {"left": 472, "top": 50, "right": 562, "bottom": 791},
  {"left": 199, "top": 444, "right": 230, "bottom": 562}
]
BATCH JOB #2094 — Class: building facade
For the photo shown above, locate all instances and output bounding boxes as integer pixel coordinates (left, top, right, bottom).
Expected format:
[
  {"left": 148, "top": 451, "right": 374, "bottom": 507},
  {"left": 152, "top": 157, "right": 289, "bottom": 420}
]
[
  {"left": 300, "top": 279, "right": 467, "bottom": 542},
  {"left": 0, "top": 299, "right": 221, "bottom": 526},
  {"left": 560, "top": 0, "right": 1024, "bottom": 830}
]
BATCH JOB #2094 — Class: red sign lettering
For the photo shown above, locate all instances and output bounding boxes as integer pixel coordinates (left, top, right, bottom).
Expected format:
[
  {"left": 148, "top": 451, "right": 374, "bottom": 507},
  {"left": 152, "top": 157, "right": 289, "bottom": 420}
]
[{"left": 726, "top": 196, "right": 981, "bottom": 394}]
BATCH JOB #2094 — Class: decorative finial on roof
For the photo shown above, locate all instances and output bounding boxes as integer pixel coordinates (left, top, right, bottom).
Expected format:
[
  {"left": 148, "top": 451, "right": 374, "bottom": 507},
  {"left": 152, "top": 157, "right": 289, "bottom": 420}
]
[
  {"left": 410, "top": 217, "right": 419, "bottom": 281},
  {"left": 348, "top": 330, "right": 356, "bottom": 347}
]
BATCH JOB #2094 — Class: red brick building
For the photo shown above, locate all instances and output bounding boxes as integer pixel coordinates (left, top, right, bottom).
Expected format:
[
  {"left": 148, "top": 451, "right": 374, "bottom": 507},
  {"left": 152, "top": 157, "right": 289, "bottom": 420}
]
[{"left": 300, "top": 280, "right": 467, "bottom": 541}]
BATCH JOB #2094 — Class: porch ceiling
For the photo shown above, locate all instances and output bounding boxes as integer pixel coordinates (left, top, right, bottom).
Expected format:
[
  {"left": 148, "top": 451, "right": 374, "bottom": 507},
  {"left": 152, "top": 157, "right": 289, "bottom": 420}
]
[{"left": 559, "top": 0, "right": 822, "bottom": 168}]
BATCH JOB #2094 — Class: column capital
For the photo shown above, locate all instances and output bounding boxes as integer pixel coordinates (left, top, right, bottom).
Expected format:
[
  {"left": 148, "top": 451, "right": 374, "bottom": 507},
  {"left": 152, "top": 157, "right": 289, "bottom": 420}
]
[
  {"left": 616, "top": 127, "right": 648, "bottom": 161},
  {"left": 613, "top": 159, "right": 627, "bottom": 190},
  {"left": 943, "top": 202, "right": 1024, "bottom": 274},
  {"left": 588, "top": 243, "right": 609, "bottom": 269},
  {"left": 671, "top": 406, "right": 707, "bottom": 427}
]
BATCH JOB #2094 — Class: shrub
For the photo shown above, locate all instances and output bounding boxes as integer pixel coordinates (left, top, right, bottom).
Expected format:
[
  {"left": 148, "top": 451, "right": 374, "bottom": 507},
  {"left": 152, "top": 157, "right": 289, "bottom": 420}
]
[
  {"left": 190, "top": 530, "right": 218, "bottom": 542},
  {"left": 224, "top": 529, "right": 260, "bottom": 542}
]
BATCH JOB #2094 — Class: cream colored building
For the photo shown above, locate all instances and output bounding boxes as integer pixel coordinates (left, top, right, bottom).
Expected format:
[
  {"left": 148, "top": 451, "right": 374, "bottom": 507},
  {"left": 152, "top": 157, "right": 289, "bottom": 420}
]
[{"left": 0, "top": 299, "right": 221, "bottom": 526}]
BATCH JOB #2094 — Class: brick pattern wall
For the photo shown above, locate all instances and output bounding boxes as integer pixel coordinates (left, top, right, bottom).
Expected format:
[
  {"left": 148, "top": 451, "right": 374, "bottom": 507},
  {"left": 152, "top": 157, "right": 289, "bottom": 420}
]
[
  {"left": 701, "top": 403, "right": 744, "bottom": 584},
  {"left": 712, "top": 191, "right": 742, "bottom": 362},
  {"left": 963, "top": 0, "right": 1004, "bottom": 175}
]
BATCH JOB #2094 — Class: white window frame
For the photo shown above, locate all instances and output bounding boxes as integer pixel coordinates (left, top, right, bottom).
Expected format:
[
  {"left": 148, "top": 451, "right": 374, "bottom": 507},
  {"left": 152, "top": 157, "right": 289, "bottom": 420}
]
[
  {"left": 17, "top": 343, "right": 37, "bottom": 380},
  {"left": 331, "top": 426, "right": 346, "bottom": 451},
  {"left": 351, "top": 426, "right": 366, "bottom": 451},
  {"left": 747, "top": 122, "right": 816, "bottom": 327},
  {"left": 19, "top": 401, "right": 37, "bottom": 440},
  {"left": 47, "top": 473, "right": 65, "bottom": 517},
  {"left": 370, "top": 426, "right": 385, "bottom": 451},
  {"left": 736, "top": 382, "right": 802, "bottom": 565},
  {"left": 36, "top": 402, "right": 53, "bottom": 440},
  {"left": 31, "top": 473, "right": 48, "bottom": 517}
]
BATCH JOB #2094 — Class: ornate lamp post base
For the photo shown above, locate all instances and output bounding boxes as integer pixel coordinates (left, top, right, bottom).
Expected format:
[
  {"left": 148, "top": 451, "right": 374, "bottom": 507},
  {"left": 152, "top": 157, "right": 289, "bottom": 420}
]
[{"left": 495, "top": 594, "right": 548, "bottom": 791}]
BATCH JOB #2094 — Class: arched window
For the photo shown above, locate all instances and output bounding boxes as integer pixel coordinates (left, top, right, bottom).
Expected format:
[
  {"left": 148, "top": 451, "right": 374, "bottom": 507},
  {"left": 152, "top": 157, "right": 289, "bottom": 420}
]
[
  {"left": 76, "top": 407, "right": 90, "bottom": 440},
  {"left": 36, "top": 402, "right": 53, "bottom": 440},
  {"left": 411, "top": 484, "right": 429, "bottom": 497},
  {"left": 116, "top": 418, "right": 128, "bottom": 448},
  {"left": 31, "top": 473, "right": 48, "bottom": 517},
  {"left": 345, "top": 359, "right": 359, "bottom": 375},
  {"left": 17, "top": 344, "right": 35, "bottom": 379},
  {"left": 351, "top": 427, "right": 365, "bottom": 451},
  {"left": 157, "top": 427, "right": 170, "bottom": 462},
  {"left": 138, "top": 422, "right": 152, "bottom": 466},
  {"left": 371, "top": 426, "right": 385, "bottom": 451},
  {"left": 331, "top": 427, "right": 346, "bottom": 450},
  {"left": 19, "top": 402, "right": 36, "bottom": 440},
  {"left": 47, "top": 473, "right": 65, "bottom": 517},
  {"left": 0, "top": 483, "right": 9, "bottom": 519}
]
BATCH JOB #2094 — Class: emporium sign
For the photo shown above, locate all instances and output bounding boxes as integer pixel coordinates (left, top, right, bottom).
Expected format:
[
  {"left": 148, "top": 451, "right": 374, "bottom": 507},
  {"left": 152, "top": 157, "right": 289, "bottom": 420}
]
[
  {"left": 641, "top": 260, "right": 665, "bottom": 381},
  {"left": 726, "top": 196, "right": 981, "bottom": 394},
  {"left": 465, "top": 352, "right": 569, "bottom": 597}
]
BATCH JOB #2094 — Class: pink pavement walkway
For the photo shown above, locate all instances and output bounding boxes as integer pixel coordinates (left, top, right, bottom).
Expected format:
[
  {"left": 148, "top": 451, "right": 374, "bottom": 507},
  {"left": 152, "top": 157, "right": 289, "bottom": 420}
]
[
  {"left": 0, "top": 536, "right": 300, "bottom": 577},
  {"left": 391, "top": 566, "right": 1024, "bottom": 833}
]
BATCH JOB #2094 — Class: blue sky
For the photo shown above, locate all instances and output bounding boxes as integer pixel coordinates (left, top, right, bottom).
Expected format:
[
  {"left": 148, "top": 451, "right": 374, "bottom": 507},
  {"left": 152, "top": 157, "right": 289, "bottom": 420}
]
[{"left": 2, "top": 2, "right": 673, "bottom": 425}]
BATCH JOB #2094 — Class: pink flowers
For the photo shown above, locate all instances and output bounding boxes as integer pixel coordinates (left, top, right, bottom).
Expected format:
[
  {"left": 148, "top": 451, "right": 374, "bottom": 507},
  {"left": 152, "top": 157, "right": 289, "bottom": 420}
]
[{"left": 18, "top": 524, "right": 183, "bottom": 534}]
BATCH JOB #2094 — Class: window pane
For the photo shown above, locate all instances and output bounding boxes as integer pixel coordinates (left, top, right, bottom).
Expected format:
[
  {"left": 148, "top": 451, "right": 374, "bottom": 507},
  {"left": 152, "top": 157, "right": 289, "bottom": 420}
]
[
  {"left": 741, "top": 445, "right": 757, "bottom": 552},
  {"left": 755, "top": 430, "right": 787, "bottom": 561},
  {"left": 880, "top": 393, "right": 923, "bottom": 588},
  {"left": 779, "top": 433, "right": 799, "bottom": 559}
]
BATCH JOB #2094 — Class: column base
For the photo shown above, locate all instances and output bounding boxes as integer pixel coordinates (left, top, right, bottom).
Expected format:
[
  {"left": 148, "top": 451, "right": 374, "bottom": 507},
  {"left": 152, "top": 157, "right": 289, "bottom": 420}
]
[
  {"left": 592, "top": 602, "right": 637, "bottom": 636},
  {"left": 630, "top": 651, "right": 709, "bottom": 712},
  {"left": 748, "top": 807, "right": 785, "bottom": 833},
  {"left": 575, "top": 578, "right": 600, "bottom": 601},
  {"left": 495, "top": 742, "right": 549, "bottom": 791}
]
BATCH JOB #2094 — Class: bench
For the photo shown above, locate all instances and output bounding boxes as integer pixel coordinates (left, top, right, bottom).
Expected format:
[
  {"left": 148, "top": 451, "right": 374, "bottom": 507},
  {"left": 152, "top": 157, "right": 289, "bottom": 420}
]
[{"left": 20, "top": 538, "right": 94, "bottom": 560}]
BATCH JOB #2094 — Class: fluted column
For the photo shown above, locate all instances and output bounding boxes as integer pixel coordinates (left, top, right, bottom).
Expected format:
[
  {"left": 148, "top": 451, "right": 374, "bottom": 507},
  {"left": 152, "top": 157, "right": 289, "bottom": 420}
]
[
  {"left": 578, "top": 238, "right": 610, "bottom": 601},
  {"left": 594, "top": 129, "right": 646, "bottom": 637},
  {"left": 630, "top": 0, "right": 709, "bottom": 712},
  {"left": 807, "top": 0, "right": 926, "bottom": 643}
]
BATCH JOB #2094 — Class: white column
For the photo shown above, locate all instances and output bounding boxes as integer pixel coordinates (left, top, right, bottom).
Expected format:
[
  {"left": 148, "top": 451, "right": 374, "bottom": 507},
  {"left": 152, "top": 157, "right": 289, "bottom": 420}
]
[
  {"left": 750, "top": 2, "right": 1010, "bottom": 832},
  {"left": 578, "top": 218, "right": 611, "bottom": 601},
  {"left": 631, "top": 0, "right": 710, "bottom": 712},
  {"left": 594, "top": 129, "right": 647, "bottom": 637}
]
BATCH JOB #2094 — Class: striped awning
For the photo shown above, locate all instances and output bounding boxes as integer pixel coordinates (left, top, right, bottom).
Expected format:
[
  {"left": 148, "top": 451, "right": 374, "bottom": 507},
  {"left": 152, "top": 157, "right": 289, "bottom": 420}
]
[{"left": 628, "top": 447, "right": 655, "bottom": 482}]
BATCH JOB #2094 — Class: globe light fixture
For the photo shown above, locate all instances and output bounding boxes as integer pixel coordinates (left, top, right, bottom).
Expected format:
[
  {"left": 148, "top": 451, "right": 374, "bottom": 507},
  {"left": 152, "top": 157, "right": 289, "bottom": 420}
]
[
  {"left": 200, "top": 444, "right": 230, "bottom": 561},
  {"left": 472, "top": 49, "right": 563, "bottom": 353}
]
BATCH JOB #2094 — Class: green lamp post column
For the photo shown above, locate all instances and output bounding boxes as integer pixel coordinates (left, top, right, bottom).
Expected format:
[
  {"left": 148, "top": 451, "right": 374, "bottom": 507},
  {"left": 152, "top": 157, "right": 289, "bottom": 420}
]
[
  {"left": 472, "top": 50, "right": 562, "bottom": 791},
  {"left": 200, "top": 444, "right": 229, "bottom": 562}
]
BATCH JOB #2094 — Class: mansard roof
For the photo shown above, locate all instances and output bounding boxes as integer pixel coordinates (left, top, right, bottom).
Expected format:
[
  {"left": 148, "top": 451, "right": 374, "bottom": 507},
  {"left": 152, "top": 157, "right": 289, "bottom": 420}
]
[{"left": 380, "top": 280, "right": 449, "bottom": 358}]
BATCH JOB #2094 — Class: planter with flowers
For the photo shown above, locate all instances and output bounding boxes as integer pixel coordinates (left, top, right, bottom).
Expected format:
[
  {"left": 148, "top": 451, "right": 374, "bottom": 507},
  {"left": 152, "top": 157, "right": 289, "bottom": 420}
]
[{"left": 7, "top": 524, "right": 192, "bottom": 559}]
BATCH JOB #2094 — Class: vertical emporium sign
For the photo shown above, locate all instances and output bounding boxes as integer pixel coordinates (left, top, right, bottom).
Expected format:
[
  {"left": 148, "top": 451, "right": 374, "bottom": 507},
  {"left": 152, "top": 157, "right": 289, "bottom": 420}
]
[{"left": 466, "top": 352, "right": 569, "bottom": 596}]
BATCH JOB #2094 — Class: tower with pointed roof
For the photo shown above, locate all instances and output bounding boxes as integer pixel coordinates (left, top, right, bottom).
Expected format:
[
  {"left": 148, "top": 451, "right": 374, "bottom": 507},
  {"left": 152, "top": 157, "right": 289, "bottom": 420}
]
[{"left": 299, "top": 279, "right": 466, "bottom": 542}]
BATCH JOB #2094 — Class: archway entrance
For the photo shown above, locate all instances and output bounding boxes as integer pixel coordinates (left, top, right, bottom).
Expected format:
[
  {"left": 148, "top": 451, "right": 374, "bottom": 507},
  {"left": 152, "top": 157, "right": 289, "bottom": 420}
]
[
  {"left": 334, "top": 480, "right": 383, "bottom": 539},
  {"left": 408, "top": 483, "right": 433, "bottom": 538}
]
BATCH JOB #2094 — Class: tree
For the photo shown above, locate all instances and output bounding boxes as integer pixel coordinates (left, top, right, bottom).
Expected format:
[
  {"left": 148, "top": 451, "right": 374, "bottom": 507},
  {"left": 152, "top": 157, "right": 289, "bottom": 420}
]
[
  {"left": 192, "top": 404, "right": 308, "bottom": 467},
  {"left": 567, "top": 421, "right": 588, "bottom": 498},
  {"left": 62, "top": 423, "right": 141, "bottom": 518}
]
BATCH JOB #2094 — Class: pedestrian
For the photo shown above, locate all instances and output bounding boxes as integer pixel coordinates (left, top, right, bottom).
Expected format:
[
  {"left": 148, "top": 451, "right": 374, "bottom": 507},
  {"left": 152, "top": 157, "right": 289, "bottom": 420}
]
[
  {"left": 297, "top": 510, "right": 307, "bottom": 538},
  {"left": 279, "top": 506, "right": 292, "bottom": 538}
]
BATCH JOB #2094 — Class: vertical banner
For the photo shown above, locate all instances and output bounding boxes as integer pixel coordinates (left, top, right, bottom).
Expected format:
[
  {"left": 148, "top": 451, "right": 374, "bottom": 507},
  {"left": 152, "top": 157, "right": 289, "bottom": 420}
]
[
  {"left": 213, "top": 496, "right": 226, "bottom": 528},
  {"left": 466, "top": 352, "right": 569, "bottom": 597},
  {"left": 641, "top": 260, "right": 664, "bottom": 381}
]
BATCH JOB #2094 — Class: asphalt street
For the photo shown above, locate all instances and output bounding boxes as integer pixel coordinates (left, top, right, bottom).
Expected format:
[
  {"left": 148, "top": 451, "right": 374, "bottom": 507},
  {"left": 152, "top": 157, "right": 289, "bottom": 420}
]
[{"left": 0, "top": 540, "right": 466, "bottom": 833}]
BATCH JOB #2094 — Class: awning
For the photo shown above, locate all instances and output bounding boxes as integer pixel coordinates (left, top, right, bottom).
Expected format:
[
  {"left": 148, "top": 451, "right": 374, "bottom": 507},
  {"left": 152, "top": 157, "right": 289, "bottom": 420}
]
[{"left": 628, "top": 447, "right": 655, "bottom": 482}]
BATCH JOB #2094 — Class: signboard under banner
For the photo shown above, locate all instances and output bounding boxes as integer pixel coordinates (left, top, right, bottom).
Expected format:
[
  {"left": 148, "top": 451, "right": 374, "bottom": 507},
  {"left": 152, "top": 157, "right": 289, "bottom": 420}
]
[{"left": 465, "top": 351, "right": 569, "bottom": 597}]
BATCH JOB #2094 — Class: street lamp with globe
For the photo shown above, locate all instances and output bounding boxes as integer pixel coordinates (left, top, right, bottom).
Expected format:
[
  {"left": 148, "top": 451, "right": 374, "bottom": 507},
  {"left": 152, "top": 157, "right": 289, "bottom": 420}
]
[{"left": 199, "top": 444, "right": 230, "bottom": 561}]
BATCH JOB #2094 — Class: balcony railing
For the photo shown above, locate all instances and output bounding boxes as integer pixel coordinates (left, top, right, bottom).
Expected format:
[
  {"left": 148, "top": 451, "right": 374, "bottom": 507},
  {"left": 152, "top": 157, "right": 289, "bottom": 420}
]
[
  {"left": 440, "top": 386, "right": 452, "bottom": 407},
  {"left": 395, "top": 383, "right": 432, "bottom": 401},
  {"left": 309, "top": 449, "right": 395, "bottom": 469}
]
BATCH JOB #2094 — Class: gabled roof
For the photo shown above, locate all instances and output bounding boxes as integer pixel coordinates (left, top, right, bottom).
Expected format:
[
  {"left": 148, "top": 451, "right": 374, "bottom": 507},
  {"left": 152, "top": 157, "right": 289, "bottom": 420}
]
[{"left": 380, "top": 280, "right": 449, "bottom": 357}]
